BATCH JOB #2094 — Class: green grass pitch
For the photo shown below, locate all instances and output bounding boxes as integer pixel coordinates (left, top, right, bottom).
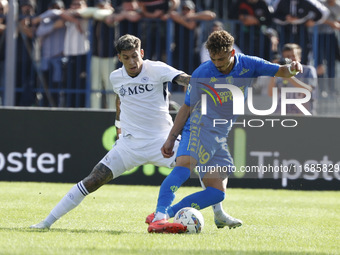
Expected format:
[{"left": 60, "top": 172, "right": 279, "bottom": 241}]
[{"left": 0, "top": 182, "right": 339, "bottom": 255}]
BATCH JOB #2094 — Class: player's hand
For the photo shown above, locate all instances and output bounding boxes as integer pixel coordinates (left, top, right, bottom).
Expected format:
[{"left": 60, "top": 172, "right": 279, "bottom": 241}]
[
  {"left": 289, "top": 61, "right": 303, "bottom": 75},
  {"left": 161, "top": 139, "right": 175, "bottom": 158}
]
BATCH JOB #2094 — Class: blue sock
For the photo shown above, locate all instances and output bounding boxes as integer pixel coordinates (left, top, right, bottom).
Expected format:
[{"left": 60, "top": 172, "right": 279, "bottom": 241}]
[
  {"left": 156, "top": 166, "right": 191, "bottom": 214},
  {"left": 167, "top": 187, "right": 225, "bottom": 218}
]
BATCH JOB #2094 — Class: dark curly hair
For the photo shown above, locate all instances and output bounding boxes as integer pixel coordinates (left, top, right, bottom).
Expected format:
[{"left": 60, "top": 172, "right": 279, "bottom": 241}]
[
  {"left": 206, "top": 30, "right": 234, "bottom": 55},
  {"left": 115, "top": 34, "right": 141, "bottom": 54}
]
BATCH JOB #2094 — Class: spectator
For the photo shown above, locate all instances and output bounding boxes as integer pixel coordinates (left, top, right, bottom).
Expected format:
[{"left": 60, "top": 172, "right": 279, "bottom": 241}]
[
  {"left": 229, "top": 0, "right": 278, "bottom": 61},
  {"left": 106, "top": 0, "right": 142, "bottom": 37},
  {"left": 61, "top": 0, "right": 90, "bottom": 107},
  {"left": 16, "top": 0, "right": 37, "bottom": 106},
  {"left": 91, "top": 0, "right": 117, "bottom": 109},
  {"left": 138, "top": 0, "right": 178, "bottom": 20},
  {"left": 138, "top": 0, "right": 179, "bottom": 61},
  {"left": 0, "top": 0, "right": 8, "bottom": 102},
  {"left": 267, "top": 43, "right": 316, "bottom": 115},
  {"left": 196, "top": 0, "right": 229, "bottom": 20},
  {"left": 170, "top": 0, "right": 215, "bottom": 91},
  {"left": 316, "top": 0, "right": 340, "bottom": 97},
  {"left": 272, "top": 0, "right": 330, "bottom": 64},
  {"left": 200, "top": 21, "right": 242, "bottom": 63},
  {"left": 35, "top": 0, "right": 66, "bottom": 107}
]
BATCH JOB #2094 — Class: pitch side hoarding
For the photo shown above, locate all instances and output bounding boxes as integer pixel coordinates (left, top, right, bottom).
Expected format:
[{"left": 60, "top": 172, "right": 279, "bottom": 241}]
[{"left": 0, "top": 108, "right": 339, "bottom": 190}]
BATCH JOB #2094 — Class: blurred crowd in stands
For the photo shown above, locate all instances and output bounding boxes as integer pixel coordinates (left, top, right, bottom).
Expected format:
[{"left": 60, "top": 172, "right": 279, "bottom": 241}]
[{"left": 0, "top": 0, "right": 339, "bottom": 114}]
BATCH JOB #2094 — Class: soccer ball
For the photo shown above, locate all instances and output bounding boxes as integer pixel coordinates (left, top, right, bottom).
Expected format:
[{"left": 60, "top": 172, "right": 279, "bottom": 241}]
[{"left": 173, "top": 207, "right": 204, "bottom": 234}]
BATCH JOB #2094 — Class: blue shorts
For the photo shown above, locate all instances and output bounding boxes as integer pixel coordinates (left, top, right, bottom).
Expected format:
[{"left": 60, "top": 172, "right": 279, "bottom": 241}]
[{"left": 176, "top": 124, "right": 234, "bottom": 179}]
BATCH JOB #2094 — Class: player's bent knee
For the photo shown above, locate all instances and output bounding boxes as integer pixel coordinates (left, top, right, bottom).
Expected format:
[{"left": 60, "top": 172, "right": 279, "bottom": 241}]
[
  {"left": 202, "top": 176, "right": 226, "bottom": 193},
  {"left": 176, "top": 155, "right": 197, "bottom": 171},
  {"left": 83, "top": 163, "right": 113, "bottom": 193}
]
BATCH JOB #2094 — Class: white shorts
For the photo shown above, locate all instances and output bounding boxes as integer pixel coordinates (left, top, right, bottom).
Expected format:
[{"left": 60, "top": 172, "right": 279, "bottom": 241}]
[{"left": 99, "top": 134, "right": 179, "bottom": 179}]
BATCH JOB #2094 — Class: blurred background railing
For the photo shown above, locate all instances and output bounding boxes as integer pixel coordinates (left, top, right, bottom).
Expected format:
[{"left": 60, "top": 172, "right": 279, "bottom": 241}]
[{"left": 0, "top": 0, "right": 339, "bottom": 116}]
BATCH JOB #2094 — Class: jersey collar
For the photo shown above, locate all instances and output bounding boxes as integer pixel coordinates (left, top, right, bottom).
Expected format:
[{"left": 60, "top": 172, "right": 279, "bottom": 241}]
[{"left": 122, "top": 60, "right": 146, "bottom": 79}]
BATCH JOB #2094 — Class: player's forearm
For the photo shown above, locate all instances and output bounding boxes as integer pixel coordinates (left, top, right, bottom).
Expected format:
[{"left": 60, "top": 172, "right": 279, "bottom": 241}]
[
  {"left": 168, "top": 104, "right": 191, "bottom": 141},
  {"left": 115, "top": 96, "right": 121, "bottom": 134},
  {"left": 115, "top": 96, "right": 121, "bottom": 121},
  {"left": 173, "top": 73, "right": 191, "bottom": 87}
]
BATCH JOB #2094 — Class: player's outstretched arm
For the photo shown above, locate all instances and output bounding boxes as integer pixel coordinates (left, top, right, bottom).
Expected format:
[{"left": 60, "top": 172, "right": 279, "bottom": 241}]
[
  {"left": 172, "top": 73, "right": 191, "bottom": 87},
  {"left": 275, "top": 61, "right": 303, "bottom": 78},
  {"left": 161, "top": 104, "right": 191, "bottom": 158}
]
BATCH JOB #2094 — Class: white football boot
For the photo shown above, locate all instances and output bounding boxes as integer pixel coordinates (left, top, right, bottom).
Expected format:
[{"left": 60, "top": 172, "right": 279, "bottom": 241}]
[
  {"left": 30, "top": 220, "right": 50, "bottom": 230},
  {"left": 214, "top": 211, "right": 243, "bottom": 229}
]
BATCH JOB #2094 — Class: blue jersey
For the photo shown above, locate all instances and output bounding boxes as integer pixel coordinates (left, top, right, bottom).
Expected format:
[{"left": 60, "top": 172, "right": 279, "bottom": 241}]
[{"left": 184, "top": 53, "right": 279, "bottom": 137}]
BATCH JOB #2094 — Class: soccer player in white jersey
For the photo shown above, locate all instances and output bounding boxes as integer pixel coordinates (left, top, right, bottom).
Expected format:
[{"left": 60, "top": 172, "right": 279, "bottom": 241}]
[
  {"left": 30, "top": 34, "right": 240, "bottom": 231},
  {"left": 29, "top": 34, "right": 189, "bottom": 230}
]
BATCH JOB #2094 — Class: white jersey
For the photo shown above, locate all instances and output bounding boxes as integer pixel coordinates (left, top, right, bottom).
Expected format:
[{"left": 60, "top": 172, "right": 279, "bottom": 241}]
[{"left": 110, "top": 60, "right": 183, "bottom": 139}]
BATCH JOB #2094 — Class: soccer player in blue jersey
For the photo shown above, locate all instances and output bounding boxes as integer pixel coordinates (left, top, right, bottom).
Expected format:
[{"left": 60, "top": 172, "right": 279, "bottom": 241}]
[{"left": 147, "top": 30, "right": 303, "bottom": 233}]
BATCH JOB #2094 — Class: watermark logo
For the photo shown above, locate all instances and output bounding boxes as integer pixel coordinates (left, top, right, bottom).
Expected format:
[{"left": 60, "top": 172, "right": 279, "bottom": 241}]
[
  {"left": 199, "top": 82, "right": 222, "bottom": 115},
  {"left": 199, "top": 83, "right": 312, "bottom": 128},
  {"left": 201, "top": 84, "right": 312, "bottom": 116}
]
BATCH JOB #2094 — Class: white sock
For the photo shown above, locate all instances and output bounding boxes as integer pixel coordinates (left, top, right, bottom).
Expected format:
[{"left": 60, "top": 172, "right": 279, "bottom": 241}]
[
  {"left": 212, "top": 203, "right": 224, "bottom": 214},
  {"left": 153, "top": 212, "right": 167, "bottom": 222},
  {"left": 44, "top": 181, "right": 89, "bottom": 226}
]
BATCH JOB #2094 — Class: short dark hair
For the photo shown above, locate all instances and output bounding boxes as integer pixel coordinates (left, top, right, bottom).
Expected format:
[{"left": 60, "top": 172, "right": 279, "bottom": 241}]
[
  {"left": 282, "top": 43, "right": 302, "bottom": 57},
  {"left": 115, "top": 34, "right": 141, "bottom": 54},
  {"left": 49, "top": 0, "right": 65, "bottom": 9},
  {"left": 20, "top": 0, "right": 36, "bottom": 8},
  {"left": 206, "top": 30, "right": 234, "bottom": 55}
]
